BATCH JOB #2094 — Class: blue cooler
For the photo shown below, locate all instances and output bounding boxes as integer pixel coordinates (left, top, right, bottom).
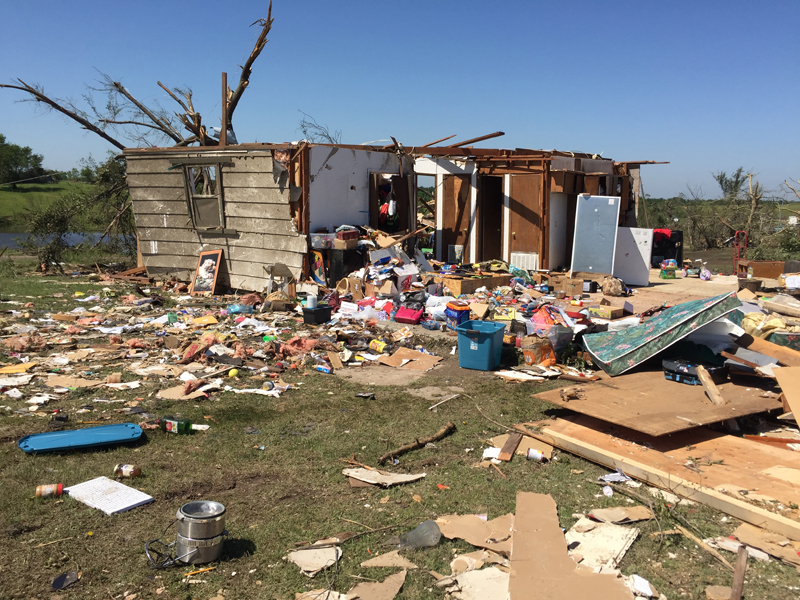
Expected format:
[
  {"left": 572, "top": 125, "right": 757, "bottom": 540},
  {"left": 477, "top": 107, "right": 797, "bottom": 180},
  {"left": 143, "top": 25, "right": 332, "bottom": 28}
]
[{"left": 456, "top": 320, "right": 507, "bottom": 371}]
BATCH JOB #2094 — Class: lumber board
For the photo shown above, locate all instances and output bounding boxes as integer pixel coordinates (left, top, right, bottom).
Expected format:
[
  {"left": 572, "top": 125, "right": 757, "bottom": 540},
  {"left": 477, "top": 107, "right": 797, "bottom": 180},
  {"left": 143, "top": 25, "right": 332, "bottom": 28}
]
[
  {"left": 525, "top": 415, "right": 800, "bottom": 540},
  {"left": 498, "top": 432, "right": 522, "bottom": 462},
  {"left": 734, "top": 334, "right": 800, "bottom": 367},
  {"left": 773, "top": 367, "right": 800, "bottom": 418},
  {"left": 532, "top": 370, "right": 780, "bottom": 436},
  {"left": 696, "top": 365, "right": 727, "bottom": 405},
  {"left": 128, "top": 187, "right": 186, "bottom": 202}
]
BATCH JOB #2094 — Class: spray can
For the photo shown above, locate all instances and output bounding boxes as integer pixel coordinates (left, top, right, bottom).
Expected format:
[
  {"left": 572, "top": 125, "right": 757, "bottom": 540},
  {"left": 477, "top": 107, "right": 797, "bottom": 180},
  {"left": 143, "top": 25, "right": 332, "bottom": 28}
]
[
  {"left": 36, "top": 484, "right": 64, "bottom": 498},
  {"left": 526, "top": 448, "right": 546, "bottom": 462},
  {"left": 113, "top": 464, "right": 142, "bottom": 479},
  {"left": 369, "top": 339, "right": 387, "bottom": 353}
]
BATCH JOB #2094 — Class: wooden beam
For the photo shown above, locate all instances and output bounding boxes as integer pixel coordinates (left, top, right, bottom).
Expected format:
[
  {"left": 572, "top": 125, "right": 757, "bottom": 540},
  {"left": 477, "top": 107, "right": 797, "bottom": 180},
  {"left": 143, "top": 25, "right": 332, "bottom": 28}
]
[
  {"left": 730, "top": 546, "right": 748, "bottom": 600},
  {"left": 498, "top": 432, "right": 523, "bottom": 462},
  {"left": 526, "top": 420, "right": 800, "bottom": 540},
  {"left": 719, "top": 351, "right": 762, "bottom": 370},
  {"left": 420, "top": 134, "right": 457, "bottom": 148},
  {"left": 220, "top": 72, "right": 227, "bottom": 148},
  {"left": 734, "top": 334, "right": 800, "bottom": 367},
  {"left": 696, "top": 365, "right": 727, "bottom": 405},
  {"left": 447, "top": 131, "right": 505, "bottom": 148}
]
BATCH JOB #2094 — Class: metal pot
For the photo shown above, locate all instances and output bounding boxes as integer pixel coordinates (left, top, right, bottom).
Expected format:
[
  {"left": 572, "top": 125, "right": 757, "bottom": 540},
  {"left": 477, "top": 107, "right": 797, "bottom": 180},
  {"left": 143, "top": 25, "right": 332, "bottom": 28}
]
[
  {"left": 175, "top": 532, "right": 224, "bottom": 565},
  {"left": 176, "top": 501, "right": 226, "bottom": 540}
]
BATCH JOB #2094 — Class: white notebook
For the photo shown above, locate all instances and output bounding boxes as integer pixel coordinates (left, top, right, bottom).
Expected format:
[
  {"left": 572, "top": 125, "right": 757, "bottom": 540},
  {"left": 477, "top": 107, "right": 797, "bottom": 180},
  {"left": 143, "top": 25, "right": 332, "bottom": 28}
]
[{"left": 65, "top": 476, "right": 154, "bottom": 515}]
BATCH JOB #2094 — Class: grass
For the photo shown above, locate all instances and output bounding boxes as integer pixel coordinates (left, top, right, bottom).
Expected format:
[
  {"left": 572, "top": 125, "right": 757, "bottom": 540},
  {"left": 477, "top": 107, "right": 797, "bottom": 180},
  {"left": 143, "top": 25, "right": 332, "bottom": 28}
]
[
  {"left": 0, "top": 271, "right": 798, "bottom": 599},
  {"left": 0, "top": 181, "right": 94, "bottom": 232}
]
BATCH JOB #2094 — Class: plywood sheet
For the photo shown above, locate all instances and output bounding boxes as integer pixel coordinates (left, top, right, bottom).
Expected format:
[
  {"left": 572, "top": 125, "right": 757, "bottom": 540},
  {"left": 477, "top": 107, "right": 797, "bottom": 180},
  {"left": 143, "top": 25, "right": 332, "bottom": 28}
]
[
  {"left": 533, "top": 370, "right": 781, "bottom": 436},
  {"left": 526, "top": 415, "right": 800, "bottom": 539},
  {"left": 509, "top": 492, "right": 633, "bottom": 600},
  {"left": 773, "top": 366, "right": 800, "bottom": 417}
]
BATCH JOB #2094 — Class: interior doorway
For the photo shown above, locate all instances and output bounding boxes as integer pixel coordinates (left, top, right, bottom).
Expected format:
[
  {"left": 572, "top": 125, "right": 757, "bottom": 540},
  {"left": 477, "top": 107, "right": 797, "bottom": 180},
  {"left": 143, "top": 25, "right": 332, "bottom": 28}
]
[{"left": 478, "top": 175, "right": 503, "bottom": 260}]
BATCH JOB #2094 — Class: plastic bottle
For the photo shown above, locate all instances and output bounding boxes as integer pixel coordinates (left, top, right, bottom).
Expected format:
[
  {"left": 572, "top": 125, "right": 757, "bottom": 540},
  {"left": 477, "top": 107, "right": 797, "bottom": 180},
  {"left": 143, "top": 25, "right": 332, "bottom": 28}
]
[
  {"left": 167, "top": 312, "right": 178, "bottom": 325},
  {"left": 36, "top": 484, "right": 63, "bottom": 498},
  {"left": 396, "top": 520, "right": 442, "bottom": 548},
  {"left": 113, "top": 464, "right": 142, "bottom": 479},
  {"left": 262, "top": 381, "right": 275, "bottom": 391},
  {"left": 228, "top": 304, "right": 254, "bottom": 315},
  {"left": 369, "top": 339, "right": 387, "bottom": 353},
  {"left": 157, "top": 416, "right": 192, "bottom": 434},
  {"left": 747, "top": 265, "right": 753, "bottom": 279}
]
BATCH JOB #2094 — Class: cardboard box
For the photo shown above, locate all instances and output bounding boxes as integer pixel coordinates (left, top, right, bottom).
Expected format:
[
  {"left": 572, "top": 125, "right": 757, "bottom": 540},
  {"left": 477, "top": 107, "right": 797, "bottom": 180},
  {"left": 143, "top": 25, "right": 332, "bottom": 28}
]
[
  {"left": 587, "top": 306, "right": 625, "bottom": 320},
  {"left": 551, "top": 277, "right": 583, "bottom": 298},
  {"left": 334, "top": 238, "right": 358, "bottom": 250}
]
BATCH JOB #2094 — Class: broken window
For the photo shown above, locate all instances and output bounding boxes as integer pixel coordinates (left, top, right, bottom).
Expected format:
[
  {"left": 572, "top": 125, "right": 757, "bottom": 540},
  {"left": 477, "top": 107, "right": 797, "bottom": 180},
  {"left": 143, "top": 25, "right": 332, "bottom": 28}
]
[{"left": 184, "top": 164, "right": 225, "bottom": 229}]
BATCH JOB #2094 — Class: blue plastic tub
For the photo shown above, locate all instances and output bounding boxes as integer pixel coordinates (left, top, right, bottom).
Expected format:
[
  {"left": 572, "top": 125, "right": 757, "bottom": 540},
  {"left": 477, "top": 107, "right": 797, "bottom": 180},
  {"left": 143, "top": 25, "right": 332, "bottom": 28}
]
[{"left": 456, "top": 320, "right": 507, "bottom": 371}]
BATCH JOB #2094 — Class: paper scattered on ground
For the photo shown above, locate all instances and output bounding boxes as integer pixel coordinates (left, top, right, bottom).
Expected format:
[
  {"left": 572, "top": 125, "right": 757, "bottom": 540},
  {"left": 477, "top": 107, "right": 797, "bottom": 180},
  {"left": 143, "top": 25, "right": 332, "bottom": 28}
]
[
  {"left": 509, "top": 492, "right": 633, "bottom": 600},
  {"left": 286, "top": 546, "right": 342, "bottom": 577},
  {"left": 295, "top": 590, "right": 347, "bottom": 600},
  {"left": 347, "top": 569, "right": 406, "bottom": 600},
  {"left": 495, "top": 370, "right": 543, "bottom": 382},
  {"left": 627, "top": 574, "right": 657, "bottom": 597},
  {"left": 377, "top": 347, "right": 442, "bottom": 371},
  {"left": 446, "top": 566, "right": 510, "bottom": 600},
  {"left": 342, "top": 467, "right": 426, "bottom": 487},
  {"left": 45, "top": 375, "right": 103, "bottom": 389},
  {"left": 588, "top": 506, "right": 653, "bottom": 524},
  {"left": 704, "top": 536, "right": 770, "bottom": 561},
  {"left": 565, "top": 517, "right": 639, "bottom": 570},
  {"left": 64, "top": 476, "right": 154, "bottom": 515},
  {"left": 435, "top": 513, "right": 514, "bottom": 556},
  {"left": 157, "top": 384, "right": 207, "bottom": 400},
  {"left": 360, "top": 550, "right": 417, "bottom": 569},
  {"left": 450, "top": 549, "right": 508, "bottom": 576},
  {"left": 0, "top": 373, "right": 34, "bottom": 386}
]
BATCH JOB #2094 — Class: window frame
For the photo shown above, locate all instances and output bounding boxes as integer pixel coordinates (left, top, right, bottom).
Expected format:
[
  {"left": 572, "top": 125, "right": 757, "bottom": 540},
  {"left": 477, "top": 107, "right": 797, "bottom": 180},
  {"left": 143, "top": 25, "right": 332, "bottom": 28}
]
[{"left": 173, "top": 158, "right": 235, "bottom": 233}]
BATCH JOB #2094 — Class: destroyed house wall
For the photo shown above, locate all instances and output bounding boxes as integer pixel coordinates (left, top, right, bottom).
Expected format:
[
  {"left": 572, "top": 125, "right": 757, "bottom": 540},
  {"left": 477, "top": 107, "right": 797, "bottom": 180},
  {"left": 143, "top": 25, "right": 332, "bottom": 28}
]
[
  {"left": 307, "top": 146, "right": 400, "bottom": 233},
  {"left": 126, "top": 150, "right": 306, "bottom": 291}
]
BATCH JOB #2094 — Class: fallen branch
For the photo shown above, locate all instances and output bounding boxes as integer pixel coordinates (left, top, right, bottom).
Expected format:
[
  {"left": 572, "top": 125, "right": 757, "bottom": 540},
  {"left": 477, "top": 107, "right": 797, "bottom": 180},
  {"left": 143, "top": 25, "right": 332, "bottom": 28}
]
[
  {"left": 377, "top": 422, "right": 456, "bottom": 465},
  {"left": 676, "top": 525, "right": 734, "bottom": 572}
]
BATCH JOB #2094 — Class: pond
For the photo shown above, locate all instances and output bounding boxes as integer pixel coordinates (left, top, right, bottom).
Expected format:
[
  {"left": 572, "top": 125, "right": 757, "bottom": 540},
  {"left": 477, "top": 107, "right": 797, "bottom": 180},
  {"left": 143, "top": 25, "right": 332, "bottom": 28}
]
[{"left": 0, "top": 232, "right": 120, "bottom": 250}]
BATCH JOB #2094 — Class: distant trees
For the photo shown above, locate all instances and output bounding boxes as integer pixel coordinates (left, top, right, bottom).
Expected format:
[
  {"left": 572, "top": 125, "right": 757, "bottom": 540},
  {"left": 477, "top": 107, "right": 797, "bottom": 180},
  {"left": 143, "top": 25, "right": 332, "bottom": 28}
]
[{"left": 0, "top": 133, "right": 47, "bottom": 187}]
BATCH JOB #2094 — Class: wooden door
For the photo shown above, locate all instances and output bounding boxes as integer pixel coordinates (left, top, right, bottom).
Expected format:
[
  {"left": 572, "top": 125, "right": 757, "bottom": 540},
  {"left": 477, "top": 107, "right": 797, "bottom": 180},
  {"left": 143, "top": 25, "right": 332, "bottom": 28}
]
[
  {"left": 509, "top": 174, "right": 542, "bottom": 254},
  {"left": 478, "top": 175, "right": 503, "bottom": 260},
  {"left": 442, "top": 174, "right": 471, "bottom": 258}
]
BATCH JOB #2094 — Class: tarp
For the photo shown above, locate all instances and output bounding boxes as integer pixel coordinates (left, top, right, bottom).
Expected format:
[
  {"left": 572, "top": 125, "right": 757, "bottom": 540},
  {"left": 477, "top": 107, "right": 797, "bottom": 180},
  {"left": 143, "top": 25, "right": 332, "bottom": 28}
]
[{"left": 583, "top": 292, "right": 741, "bottom": 376}]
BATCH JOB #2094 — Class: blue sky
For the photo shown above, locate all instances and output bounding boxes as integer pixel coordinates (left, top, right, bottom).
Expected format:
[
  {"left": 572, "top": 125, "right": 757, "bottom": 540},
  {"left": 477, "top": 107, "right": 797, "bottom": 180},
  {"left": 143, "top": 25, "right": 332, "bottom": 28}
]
[{"left": 1, "top": 1, "right": 798, "bottom": 198}]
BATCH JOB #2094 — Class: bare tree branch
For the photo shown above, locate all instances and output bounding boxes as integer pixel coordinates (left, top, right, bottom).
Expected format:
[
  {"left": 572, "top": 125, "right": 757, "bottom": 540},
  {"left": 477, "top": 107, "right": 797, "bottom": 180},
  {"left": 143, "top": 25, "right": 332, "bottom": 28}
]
[
  {"left": 0, "top": 79, "right": 125, "bottom": 150},
  {"left": 106, "top": 77, "right": 184, "bottom": 143},
  {"left": 785, "top": 180, "right": 800, "bottom": 202},
  {"left": 227, "top": 0, "right": 273, "bottom": 128},
  {"left": 99, "top": 119, "right": 170, "bottom": 131}
]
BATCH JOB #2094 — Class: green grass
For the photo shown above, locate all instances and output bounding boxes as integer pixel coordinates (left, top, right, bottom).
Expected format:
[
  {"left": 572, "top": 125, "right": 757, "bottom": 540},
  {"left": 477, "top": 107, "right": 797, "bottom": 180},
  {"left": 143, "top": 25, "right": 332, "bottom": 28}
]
[
  {"left": 0, "top": 181, "right": 94, "bottom": 232},
  {"left": 0, "top": 273, "right": 798, "bottom": 599}
]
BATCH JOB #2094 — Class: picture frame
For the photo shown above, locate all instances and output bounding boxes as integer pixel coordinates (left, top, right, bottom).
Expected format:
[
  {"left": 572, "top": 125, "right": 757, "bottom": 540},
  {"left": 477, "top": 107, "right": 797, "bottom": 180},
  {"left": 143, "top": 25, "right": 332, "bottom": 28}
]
[{"left": 190, "top": 249, "right": 223, "bottom": 296}]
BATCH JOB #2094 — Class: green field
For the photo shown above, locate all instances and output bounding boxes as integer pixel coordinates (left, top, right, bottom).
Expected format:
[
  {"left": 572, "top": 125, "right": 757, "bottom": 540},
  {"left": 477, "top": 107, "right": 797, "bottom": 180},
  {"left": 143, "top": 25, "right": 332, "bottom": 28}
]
[{"left": 0, "top": 182, "right": 94, "bottom": 232}]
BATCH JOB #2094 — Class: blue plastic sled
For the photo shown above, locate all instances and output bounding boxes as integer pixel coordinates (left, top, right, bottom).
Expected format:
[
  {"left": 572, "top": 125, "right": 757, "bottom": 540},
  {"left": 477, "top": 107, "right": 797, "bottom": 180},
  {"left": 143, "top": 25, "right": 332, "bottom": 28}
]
[{"left": 18, "top": 423, "right": 143, "bottom": 454}]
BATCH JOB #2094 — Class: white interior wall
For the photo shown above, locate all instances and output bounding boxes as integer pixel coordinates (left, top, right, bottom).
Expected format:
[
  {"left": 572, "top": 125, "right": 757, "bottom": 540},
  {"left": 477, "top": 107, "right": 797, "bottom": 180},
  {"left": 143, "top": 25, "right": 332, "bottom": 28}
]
[
  {"left": 548, "top": 192, "right": 569, "bottom": 269},
  {"left": 308, "top": 146, "right": 398, "bottom": 232}
]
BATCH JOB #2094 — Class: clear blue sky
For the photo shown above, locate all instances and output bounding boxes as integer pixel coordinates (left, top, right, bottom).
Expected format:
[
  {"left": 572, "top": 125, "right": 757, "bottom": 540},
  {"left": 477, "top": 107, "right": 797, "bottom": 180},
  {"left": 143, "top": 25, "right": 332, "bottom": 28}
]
[{"left": 1, "top": 1, "right": 798, "bottom": 198}]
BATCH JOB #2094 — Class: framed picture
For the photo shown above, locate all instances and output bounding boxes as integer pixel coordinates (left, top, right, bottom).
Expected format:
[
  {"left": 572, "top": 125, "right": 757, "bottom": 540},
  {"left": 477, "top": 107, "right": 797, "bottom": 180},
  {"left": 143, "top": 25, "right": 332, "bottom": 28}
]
[{"left": 191, "top": 249, "right": 223, "bottom": 296}]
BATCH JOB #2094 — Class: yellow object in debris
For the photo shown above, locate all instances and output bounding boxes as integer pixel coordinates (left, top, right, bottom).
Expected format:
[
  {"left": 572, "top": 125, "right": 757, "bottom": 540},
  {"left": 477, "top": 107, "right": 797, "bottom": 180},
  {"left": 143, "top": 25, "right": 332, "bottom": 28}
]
[
  {"left": 228, "top": 369, "right": 239, "bottom": 378},
  {"left": 0, "top": 362, "right": 37, "bottom": 374},
  {"left": 192, "top": 316, "right": 219, "bottom": 325}
]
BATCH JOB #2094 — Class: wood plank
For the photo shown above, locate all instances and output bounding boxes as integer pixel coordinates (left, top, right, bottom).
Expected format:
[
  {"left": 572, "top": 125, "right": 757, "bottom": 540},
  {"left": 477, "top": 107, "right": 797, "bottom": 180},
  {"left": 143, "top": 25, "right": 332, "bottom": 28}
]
[
  {"left": 696, "top": 365, "right": 727, "bottom": 405},
  {"left": 129, "top": 187, "right": 186, "bottom": 202},
  {"left": 136, "top": 227, "right": 306, "bottom": 253},
  {"left": 126, "top": 172, "right": 186, "bottom": 187},
  {"left": 532, "top": 370, "right": 780, "bottom": 436},
  {"left": 327, "top": 351, "right": 344, "bottom": 370},
  {"left": 730, "top": 546, "right": 748, "bottom": 600},
  {"left": 222, "top": 171, "right": 278, "bottom": 188},
  {"left": 223, "top": 186, "right": 289, "bottom": 204},
  {"left": 525, "top": 415, "right": 800, "bottom": 540},
  {"left": 225, "top": 202, "right": 293, "bottom": 220},
  {"left": 498, "top": 432, "right": 522, "bottom": 462},
  {"left": 139, "top": 240, "right": 304, "bottom": 268},
  {"left": 773, "top": 367, "right": 800, "bottom": 417},
  {"left": 132, "top": 200, "right": 191, "bottom": 215},
  {"left": 734, "top": 334, "right": 800, "bottom": 367}
]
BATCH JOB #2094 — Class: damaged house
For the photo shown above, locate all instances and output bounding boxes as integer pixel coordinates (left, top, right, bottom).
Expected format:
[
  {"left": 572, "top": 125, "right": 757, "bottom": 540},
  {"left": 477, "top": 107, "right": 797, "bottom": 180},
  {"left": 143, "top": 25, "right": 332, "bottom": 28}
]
[{"left": 124, "top": 138, "right": 659, "bottom": 290}]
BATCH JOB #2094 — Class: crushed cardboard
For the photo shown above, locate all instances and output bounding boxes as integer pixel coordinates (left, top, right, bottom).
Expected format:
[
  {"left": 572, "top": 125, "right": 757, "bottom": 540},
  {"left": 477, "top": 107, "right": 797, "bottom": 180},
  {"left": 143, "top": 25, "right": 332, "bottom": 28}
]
[{"left": 342, "top": 467, "right": 426, "bottom": 487}]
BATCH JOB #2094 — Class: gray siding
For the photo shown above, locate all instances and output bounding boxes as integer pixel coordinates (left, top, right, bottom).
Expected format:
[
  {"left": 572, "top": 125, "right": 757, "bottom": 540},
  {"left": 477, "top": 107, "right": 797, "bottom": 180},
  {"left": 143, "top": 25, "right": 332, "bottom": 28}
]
[{"left": 126, "top": 151, "right": 305, "bottom": 291}]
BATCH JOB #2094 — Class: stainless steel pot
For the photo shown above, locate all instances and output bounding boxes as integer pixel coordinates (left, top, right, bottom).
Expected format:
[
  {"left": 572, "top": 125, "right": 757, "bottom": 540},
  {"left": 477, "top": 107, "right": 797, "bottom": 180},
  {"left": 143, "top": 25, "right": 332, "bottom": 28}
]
[
  {"left": 176, "top": 501, "right": 226, "bottom": 540},
  {"left": 175, "top": 532, "right": 224, "bottom": 564}
]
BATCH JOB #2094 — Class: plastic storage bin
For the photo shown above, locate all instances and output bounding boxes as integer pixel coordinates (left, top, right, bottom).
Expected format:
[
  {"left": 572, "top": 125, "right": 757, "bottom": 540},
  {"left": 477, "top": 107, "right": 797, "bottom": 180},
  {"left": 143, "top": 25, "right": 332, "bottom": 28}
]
[
  {"left": 456, "top": 320, "right": 506, "bottom": 371},
  {"left": 310, "top": 233, "right": 336, "bottom": 249},
  {"left": 303, "top": 306, "right": 332, "bottom": 324}
]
